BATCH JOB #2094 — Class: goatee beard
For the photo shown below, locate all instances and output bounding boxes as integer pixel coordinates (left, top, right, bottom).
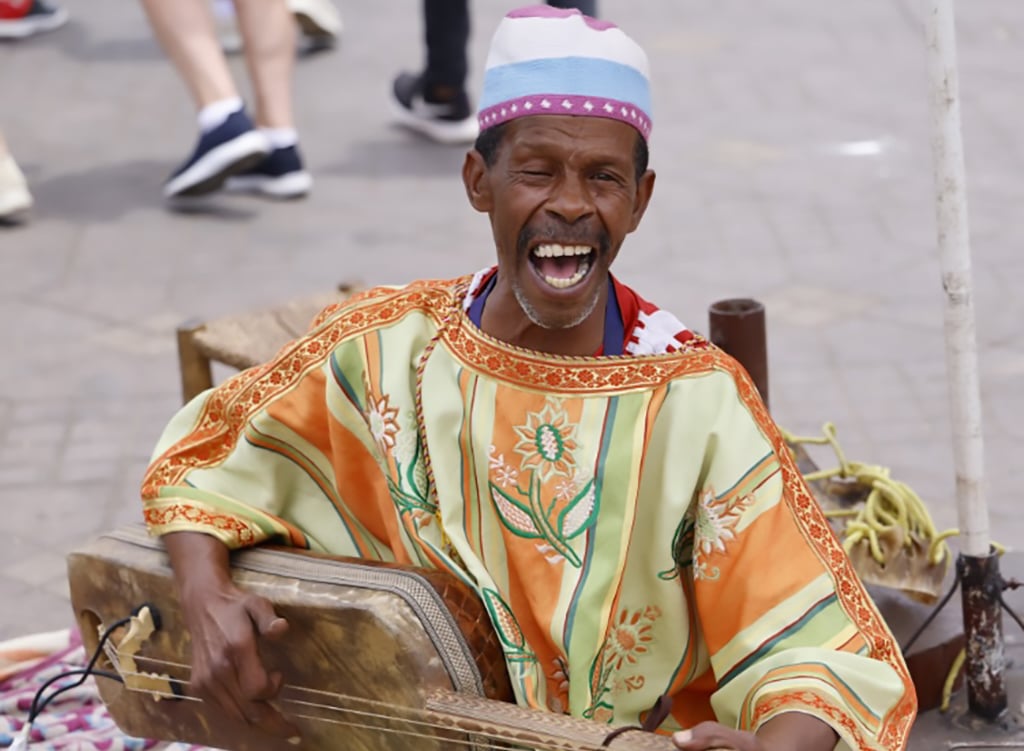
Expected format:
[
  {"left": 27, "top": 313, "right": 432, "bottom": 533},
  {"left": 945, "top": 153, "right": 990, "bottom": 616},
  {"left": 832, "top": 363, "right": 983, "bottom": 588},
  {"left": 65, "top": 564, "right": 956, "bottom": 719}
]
[{"left": 511, "top": 277, "right": 602, "bottom": 330}]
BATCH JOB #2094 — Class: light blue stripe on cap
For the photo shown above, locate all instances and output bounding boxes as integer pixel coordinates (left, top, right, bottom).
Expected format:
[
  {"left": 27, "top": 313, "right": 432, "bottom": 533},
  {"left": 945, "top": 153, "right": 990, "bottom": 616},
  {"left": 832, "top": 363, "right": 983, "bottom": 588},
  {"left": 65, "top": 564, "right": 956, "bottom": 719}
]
[{"left": 479, "top": 56, "right": 652, "bottom": 117}]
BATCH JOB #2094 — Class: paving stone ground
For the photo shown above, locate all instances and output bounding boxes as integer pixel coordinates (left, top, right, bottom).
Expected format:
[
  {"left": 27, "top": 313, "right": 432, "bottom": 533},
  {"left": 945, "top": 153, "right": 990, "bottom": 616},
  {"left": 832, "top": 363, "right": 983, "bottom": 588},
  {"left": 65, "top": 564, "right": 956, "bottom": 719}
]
[{"left": 1, "top": 1, "right": 1022, "bottom": 746}]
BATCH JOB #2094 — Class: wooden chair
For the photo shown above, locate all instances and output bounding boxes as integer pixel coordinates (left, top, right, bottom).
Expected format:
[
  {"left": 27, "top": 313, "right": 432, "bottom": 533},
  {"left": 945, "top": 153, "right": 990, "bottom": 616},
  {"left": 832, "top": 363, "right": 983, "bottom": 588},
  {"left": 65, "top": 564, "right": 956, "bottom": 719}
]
[{"left": 175, "top": 282, "right": 360, "bottom": 404}]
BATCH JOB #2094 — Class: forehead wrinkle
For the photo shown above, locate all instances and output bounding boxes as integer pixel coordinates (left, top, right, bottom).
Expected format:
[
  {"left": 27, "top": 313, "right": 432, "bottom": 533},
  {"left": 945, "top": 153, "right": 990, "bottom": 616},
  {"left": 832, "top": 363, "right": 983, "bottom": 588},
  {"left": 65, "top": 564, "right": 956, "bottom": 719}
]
[{"left": 506, "top": 119, "right": 633, "bottom": 170}]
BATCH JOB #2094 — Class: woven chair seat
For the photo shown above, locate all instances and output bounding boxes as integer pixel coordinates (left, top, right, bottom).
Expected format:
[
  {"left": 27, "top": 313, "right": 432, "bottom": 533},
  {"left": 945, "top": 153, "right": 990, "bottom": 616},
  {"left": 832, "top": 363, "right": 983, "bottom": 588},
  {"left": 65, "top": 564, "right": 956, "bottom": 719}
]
[
  {"left": 191, "top": 291, "right": 344, "bottom": 371},
  {"left": 176, "top": 284, "right": 359, "bottom": 403}
]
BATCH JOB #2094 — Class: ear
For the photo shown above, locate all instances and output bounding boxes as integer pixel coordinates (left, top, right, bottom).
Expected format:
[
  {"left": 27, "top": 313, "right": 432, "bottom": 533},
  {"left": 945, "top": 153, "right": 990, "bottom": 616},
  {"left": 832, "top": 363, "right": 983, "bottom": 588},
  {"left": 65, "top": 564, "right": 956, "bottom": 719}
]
[
  {"left": 627, "top": 169, "right": 656, "bottom": 232},
  {"left": 463, "top": 150, "right": 494, "bottom": 213}
]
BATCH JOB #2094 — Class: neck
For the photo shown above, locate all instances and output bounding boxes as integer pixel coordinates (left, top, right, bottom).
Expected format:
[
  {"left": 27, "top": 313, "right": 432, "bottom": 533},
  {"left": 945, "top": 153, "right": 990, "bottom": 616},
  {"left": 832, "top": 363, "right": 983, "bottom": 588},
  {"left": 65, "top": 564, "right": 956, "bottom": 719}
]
[{"left": 479, "top": 277, "right": 607, "bottom": 356}]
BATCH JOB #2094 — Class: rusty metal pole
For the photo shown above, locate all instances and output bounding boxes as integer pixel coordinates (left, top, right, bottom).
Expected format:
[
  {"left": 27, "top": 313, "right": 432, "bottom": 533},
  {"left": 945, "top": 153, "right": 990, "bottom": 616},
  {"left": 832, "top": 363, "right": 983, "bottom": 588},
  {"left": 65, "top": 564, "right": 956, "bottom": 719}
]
[
  {"left": 925, "top": 0, "right": 1008, "bottom": 718},
  {"left": 959, "top": 552, "right": 1008, "bottom": 719},
  {"left": 708, "top": 299, "right": 769, "bottom": 410}
]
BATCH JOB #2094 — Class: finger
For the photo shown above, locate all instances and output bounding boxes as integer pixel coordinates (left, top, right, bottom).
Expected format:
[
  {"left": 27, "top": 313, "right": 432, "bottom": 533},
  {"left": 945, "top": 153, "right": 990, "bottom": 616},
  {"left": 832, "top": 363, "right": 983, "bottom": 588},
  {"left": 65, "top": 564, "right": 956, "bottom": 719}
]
[
  {"left": 198, "top": 668, "right": 251, "bottom": 726},
  {"left": 673, "top": 736, "right": 735, "bottom": 751},
  {"left": 187, "top": 648, "right": 251, "bottom": 725},
  {"left": 672, "top": 724, "right": 742, "bottom": 751},
  {"left": 245, "top": 595, "right": 289, "bottom": 640},
  {"left": 250, "top": 699, "right": 302, "bottom": 741},
  {"left": 230, "top": 630, "right": 277, "bottom": 703}
]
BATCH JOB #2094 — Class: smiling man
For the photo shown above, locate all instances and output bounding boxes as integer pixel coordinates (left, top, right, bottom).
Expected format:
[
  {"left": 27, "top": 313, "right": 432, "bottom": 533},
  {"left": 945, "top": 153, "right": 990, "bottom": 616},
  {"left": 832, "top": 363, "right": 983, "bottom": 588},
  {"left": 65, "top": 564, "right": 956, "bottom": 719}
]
[{"left": 142, "top": 7, "right": 916, "bottom": 751}]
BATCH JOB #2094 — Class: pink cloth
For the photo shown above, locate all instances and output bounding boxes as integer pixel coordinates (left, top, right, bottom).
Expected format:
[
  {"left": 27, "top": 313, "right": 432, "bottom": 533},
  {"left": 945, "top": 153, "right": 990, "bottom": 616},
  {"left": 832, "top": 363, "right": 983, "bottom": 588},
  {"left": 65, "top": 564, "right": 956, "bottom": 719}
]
[{"left": 0, "top": 629, "right": 208, "bottom": 750}]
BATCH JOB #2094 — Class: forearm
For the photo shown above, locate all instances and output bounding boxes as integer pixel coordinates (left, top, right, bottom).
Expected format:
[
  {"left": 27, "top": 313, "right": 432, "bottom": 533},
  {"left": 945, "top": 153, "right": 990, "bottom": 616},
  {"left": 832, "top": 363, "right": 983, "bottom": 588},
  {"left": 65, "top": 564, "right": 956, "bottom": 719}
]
[
  {"left": 755, "top": 712, "right": 838, "bottom": 751},
  {"left": 163, "top": 530, "right": 235, "bottom": 599}
]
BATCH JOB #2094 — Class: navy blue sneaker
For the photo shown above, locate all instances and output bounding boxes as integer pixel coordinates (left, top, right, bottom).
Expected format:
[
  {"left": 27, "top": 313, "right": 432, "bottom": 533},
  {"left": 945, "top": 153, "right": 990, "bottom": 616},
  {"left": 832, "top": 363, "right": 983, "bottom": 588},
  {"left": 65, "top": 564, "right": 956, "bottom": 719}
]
[
  {"left": 163, "top": 109, "right": 270, "bottom": 199},
  {"left": 225, "top": 144, "right": 312, "bottom": 199}
]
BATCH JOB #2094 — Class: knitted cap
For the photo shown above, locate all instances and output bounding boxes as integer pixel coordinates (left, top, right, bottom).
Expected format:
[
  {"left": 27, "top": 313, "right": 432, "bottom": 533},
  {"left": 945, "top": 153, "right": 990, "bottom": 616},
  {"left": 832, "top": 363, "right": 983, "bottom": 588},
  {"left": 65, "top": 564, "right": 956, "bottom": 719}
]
[{"left": 477, "top": 5, "right": 652, "bottom": 141}]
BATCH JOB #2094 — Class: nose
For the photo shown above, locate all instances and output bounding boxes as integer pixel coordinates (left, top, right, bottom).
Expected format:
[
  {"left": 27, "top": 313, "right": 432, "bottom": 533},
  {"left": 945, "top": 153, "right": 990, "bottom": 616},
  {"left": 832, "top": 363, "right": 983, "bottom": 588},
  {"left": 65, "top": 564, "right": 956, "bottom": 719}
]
[{"left": 545, "top": 173, "right": 594, "bottom": 224}]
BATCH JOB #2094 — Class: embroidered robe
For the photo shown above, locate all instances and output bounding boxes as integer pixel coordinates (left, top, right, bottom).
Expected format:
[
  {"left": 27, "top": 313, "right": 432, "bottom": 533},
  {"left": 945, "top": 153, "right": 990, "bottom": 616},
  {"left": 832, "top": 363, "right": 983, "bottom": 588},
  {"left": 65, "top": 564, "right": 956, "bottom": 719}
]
[{"left": 142, "top": 275, "right": 916, "bottom": 750}]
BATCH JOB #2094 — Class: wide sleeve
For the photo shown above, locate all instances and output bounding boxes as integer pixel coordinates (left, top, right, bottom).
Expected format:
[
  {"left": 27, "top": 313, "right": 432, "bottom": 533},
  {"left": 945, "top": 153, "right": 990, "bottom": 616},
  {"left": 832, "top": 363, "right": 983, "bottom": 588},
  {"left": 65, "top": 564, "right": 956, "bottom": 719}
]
[
  {"left": 689, "top": 368, "right": 917, "bottom": 750},
  {"left": 139, "top": 307, "right": 395, "bottom": 558}
]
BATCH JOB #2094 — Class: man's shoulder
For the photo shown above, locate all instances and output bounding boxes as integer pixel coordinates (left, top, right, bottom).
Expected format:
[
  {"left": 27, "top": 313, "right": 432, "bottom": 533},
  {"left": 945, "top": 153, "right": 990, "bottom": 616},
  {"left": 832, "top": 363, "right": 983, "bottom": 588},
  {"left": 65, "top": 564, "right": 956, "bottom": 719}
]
[{"left": 310, "top": 275, "right": 473, "bottom": 330}]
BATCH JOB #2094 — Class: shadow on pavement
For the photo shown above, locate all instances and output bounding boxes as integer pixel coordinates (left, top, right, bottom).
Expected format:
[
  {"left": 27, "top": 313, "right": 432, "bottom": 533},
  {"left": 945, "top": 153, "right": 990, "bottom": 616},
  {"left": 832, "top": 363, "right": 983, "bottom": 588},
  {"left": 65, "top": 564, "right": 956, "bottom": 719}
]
[
  {"left": 1, "top": 19, "right": 164, "bottom": 63},
  {"left": 320, "top": 136, "right": 470, "bottom": 180},
  {"left": 26, "top": 159, "right": 258, "bottom": 223}
]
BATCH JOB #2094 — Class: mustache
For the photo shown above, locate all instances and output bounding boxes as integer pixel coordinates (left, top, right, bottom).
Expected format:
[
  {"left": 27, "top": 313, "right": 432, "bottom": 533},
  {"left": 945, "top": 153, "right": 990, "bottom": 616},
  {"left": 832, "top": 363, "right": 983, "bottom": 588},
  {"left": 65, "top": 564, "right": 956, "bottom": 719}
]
[{"left": 517, "top": 222, "right": 611, "bottom": 256}]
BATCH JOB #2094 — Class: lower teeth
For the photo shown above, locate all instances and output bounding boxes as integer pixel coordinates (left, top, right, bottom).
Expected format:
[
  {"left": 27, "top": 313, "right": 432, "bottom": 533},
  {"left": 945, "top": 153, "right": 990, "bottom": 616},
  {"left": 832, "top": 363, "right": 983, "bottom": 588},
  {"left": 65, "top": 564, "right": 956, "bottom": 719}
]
[{"left": 544, "top": 261, "right": 590, "bottom": 289}]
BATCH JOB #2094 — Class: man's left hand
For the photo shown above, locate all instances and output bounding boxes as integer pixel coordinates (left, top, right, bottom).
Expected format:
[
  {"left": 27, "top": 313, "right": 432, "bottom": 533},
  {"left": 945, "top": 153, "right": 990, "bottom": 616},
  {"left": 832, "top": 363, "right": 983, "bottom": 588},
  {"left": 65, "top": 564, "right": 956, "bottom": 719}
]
[
  {"left": 672, "top": 722, "right": 761, "bottom": 750},
  {"left": 672, "top": 713, "right": 839, "bottom": 751}
]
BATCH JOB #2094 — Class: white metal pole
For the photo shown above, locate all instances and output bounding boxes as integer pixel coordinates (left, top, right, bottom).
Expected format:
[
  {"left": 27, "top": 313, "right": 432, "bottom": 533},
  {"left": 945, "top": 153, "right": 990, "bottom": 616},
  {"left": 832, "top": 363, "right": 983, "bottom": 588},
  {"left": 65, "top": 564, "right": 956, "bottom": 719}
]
[{"left": 925, "top": 0, "right": 989, "bottom": 558}]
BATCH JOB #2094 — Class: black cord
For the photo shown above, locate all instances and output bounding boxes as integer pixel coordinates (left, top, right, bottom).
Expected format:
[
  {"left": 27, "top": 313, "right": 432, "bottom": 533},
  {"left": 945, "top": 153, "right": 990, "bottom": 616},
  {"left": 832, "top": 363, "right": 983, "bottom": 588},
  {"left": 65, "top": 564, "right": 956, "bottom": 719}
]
[
  {"left": 25, "top": 616, "right": 131, "bottom": 728},
  {"left": 999, "top": 591, "right": 1024, "bottom": 634},
  {"left": 901, "top": 556, "right": 964, "bottom": 654}
]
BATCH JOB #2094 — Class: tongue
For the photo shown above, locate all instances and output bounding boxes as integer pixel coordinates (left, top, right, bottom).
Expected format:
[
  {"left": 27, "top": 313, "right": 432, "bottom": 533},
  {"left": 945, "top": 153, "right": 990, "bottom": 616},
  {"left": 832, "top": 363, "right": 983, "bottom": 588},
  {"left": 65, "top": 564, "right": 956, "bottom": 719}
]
[{"left": 535, "top": 255, "right": 581, "bottom": 279}]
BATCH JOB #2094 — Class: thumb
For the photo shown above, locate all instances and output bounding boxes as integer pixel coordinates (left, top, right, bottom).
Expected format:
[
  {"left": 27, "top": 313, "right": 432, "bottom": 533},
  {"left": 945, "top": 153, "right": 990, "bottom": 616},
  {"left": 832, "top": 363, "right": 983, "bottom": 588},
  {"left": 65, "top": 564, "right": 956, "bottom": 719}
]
[{"left": 246, "top": 596, "right": 289, "bottom": 640}]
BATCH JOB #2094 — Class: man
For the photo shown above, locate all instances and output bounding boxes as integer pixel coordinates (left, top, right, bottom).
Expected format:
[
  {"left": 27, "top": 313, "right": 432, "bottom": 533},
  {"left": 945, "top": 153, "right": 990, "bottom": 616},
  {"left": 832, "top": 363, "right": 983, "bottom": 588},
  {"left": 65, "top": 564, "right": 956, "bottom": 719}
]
[{"left": 143, "top": 7, "right": 916, "bottom": 750}]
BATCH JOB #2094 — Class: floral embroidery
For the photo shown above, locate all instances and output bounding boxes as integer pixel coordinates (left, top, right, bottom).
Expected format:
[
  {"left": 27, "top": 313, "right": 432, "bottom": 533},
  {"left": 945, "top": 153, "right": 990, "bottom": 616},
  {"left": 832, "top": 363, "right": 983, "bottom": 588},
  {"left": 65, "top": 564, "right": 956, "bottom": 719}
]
[
  {"left": 143, "top": 504, "right": 266, "bottom": 547},
  {"left": 554, "top": 473, "right": 585, "bottom": 502},
  {"left": 366, "top": 390, "right": 399, "bottom": 455},
  {"left": 692, "top": 486, "right": 754, "bottom": 581},
  {"left": 489, "top": 446, "right": 520, "bottom": 488},
  {"left": 489, "top": 469, "right": 597, "bottom": 568},
  {"left": 489, "top": 399, "right": 598, "bottom": 567},
  {"left": 546, "top": 656, "right": 570, "bottom": 713},
  {"left": 481, "top": 589, "right": 537, "bottom": 670},
  {"left": 608, "top": 606, "right": 660, "bottom": 670},
  {"left": 584, "top": 605, "right": 662, "bottom": 720},
  {"left": 383, "top": 409, "right": 435, "bottom": 521},
  {"left": 512, "top": 398, "right": 578, "bottom": 482}
]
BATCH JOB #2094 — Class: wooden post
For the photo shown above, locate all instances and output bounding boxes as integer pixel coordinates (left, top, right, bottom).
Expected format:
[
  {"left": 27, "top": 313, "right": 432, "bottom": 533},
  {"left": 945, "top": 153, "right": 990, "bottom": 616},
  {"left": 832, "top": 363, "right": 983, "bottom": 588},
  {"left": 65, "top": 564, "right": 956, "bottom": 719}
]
[
  {"left": 176, "top": 320, "right": 214, "bottom": 404},
  {"left": 708, "top": 298, "right": 769, "bottom": 410}
]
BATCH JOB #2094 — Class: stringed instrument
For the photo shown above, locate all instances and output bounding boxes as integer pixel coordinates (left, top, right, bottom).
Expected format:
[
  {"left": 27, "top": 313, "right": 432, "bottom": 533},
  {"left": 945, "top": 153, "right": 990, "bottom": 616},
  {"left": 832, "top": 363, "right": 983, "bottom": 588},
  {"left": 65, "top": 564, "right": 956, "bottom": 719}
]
[{"left": 66, "top": 525, "right": 679, "bottom": 751}]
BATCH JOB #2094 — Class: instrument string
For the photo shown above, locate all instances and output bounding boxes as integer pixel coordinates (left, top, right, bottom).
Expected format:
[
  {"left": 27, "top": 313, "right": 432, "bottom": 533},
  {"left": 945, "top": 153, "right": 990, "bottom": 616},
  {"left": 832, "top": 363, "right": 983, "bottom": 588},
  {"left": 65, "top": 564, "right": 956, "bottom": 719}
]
[
  {"left": 114, "top": 658, "right": 640, "bottom": 751},
  {"left": 286, "top": 710, "right": 522, "bottom": 751}
]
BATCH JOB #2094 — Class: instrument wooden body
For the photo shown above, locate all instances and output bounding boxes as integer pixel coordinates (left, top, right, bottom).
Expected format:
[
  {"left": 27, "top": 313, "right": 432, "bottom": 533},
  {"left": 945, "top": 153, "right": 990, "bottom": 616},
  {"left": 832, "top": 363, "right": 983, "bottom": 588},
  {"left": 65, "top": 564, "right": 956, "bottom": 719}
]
[{"left": 66, "top": 526, "right": 677, "bottom": 751}]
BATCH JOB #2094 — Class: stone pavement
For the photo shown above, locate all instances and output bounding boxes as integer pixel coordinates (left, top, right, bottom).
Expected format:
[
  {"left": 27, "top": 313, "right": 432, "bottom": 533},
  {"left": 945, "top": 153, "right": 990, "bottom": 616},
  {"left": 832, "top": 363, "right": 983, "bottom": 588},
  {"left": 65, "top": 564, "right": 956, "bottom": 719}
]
[{"left": 1, "top": 0, "right": 1022, "bottom": 746}]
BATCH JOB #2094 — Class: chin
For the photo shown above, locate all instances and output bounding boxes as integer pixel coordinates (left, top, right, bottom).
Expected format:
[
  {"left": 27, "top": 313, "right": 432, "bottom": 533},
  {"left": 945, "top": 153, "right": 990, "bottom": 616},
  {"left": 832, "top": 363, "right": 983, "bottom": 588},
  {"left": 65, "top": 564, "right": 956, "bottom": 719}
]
[{"left": 514, "top": 276, "right": 603, "bottom": 331}]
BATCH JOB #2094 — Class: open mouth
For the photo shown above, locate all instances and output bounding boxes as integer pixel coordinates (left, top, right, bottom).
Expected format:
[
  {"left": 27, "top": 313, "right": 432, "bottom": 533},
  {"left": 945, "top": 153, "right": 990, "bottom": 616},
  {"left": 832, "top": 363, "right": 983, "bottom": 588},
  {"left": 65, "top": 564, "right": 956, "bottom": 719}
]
[{"left": 529, "top": 244, "right": 596, "bottom": 290}]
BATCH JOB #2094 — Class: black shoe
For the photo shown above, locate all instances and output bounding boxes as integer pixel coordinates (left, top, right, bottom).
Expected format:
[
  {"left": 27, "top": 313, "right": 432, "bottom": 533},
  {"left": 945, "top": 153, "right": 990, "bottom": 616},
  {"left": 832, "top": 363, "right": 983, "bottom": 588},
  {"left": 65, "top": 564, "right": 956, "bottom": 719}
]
[
  {"left": 164, "top": 109, "right": 270, "bottom": 199},
  {"left": 390, "top": 72, "right": 479, "bottom": 145},
  {"left": 226, "top": 144, "right": 312, "bottom": 199}
]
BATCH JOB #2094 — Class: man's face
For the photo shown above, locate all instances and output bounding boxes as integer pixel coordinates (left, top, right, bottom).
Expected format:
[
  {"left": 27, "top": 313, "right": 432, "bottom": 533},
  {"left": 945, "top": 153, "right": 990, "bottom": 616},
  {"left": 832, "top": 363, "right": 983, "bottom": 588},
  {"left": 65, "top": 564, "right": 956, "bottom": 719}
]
[{"left": 465, "top": 116, "right": 655, "bottom": 332}]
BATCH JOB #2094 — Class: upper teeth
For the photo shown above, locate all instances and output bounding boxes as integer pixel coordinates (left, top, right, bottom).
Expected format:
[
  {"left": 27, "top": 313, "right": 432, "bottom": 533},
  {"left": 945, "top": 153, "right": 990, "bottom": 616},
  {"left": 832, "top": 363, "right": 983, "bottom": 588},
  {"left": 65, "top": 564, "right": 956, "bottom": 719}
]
[{"left": 533, "top": 244, "right": 592, "bottom": 258}]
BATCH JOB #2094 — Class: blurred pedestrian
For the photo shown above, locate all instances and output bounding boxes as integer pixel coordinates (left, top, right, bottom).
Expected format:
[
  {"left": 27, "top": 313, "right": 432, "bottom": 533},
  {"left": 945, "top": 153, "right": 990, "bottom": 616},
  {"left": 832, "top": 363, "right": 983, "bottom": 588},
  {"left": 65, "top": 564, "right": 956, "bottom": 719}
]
[
  {"left": 141, "top": 0, "right": 312, "bottom": 200},
  {"left": 289, "top": 0, "right": 343, "bottom": 48},
  {"left": 0, "top": 0, "right": 69, "bottom": 223},
  {"left": 391, "top": 0, "right": 596, "bottom": 144},
  {"left": 212, "top": 0, "right": 342, "bottom": 55},
  {"left": 0, "top": 0, "right": 67, "bottom": 39},
  {"left": 0, "top": 131, "right": 32, "bottom": 223}
]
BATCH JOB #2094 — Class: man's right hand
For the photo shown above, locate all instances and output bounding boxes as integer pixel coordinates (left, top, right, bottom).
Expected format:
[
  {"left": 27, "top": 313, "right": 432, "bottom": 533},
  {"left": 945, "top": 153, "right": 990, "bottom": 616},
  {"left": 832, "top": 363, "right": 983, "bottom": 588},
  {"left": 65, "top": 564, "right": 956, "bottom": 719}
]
[{"left": 163, "top": 531, "right": 299, "bottom": 740}]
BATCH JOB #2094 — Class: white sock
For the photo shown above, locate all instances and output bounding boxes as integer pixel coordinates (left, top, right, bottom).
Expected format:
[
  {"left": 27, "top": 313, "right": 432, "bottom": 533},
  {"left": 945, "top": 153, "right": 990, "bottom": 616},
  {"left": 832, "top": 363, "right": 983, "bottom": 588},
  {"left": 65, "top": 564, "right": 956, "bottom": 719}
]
[
  {"left": 197, "top": 97, "right": 244, "bottom": 133},
  {"left": 261, "top": 128, "right": 299, "bottom": 149}
]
